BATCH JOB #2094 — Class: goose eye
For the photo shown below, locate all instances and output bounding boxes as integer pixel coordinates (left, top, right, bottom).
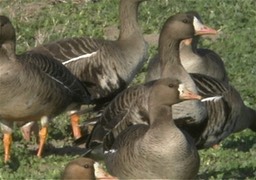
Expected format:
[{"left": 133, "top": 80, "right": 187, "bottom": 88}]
[
  {"left": 168, "top": 84, "right": 174, "bottom": 88},
  {"left": 182, "top": 19, "right": 189, "bottom": 24},
  {"left": 83, "top": 164, "right": 90, "bottom": 169}
]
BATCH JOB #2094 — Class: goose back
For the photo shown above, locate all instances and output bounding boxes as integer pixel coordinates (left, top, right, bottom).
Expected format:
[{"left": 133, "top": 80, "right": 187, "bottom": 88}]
[
  {"left": 0, "top": 15, "right": 91, "bottom": 161},
  {"left": 84, "top": 11, "right": 215, "bottom": 153},
  {"left": 28, "top": 0, "right": 148, "bottom": 101},
  {"left": 182, "top": 73, "right": 256, "bottom": 148},
  {"left": 85, "top": 80, "right": 152, "bottom": 150},
  {"left": 0, "top": 16, "right": 90, "bottom": 121},
  {"left": 181, "top": 42, "right": 228, "bottom": 82}
]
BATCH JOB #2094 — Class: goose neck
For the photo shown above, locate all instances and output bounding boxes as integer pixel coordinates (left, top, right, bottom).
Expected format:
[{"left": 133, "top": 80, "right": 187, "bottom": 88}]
[
  {"left": 118, "top": 0, "right": 142, "bottom": 40},
  {"left": 0, "top": 41, "right": 16, "bottom": 62},
  {"left": 149, "top": 105, "right": 174, "bottom": 127},
  {"left": 159, "top": 37, "right": 182, "bottom": 78}
]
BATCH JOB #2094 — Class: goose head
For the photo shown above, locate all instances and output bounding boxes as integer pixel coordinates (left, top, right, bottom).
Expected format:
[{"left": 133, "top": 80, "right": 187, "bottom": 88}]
[
  {"left": 149, "top": 78, "right": 202, "bottom": 108},
  {"left": 61, "top": 157, "right": 117, "bottom": 180},
  {"left": 0, "top": 15, "right": 15, "bottom": 45},
  {"left": 159, "top": 11, "right": 217, "bottom": 45},
  {"left": 61, "top": 157, "right": 96, "bottom": 179}
]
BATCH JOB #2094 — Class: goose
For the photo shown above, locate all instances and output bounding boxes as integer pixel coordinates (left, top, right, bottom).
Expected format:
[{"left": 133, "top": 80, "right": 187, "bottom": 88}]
[
  {"left": 61, "top": 157, "right": 117, "bottom": 180},
  {"left": 146, "top": 11, "right": 228, "bottom": 83},
  {"left": 84, "top": 11, "right": 256, "bottom": 154},
  {"left": 103, "top": 78, "right": 201, "bottom": 179},
  {"left": 144, "top": 11, "right": 256, "bottom": 148},
  {"left": 182, "top": 73, "right": 256, "bottom": 149},
  {"left": 26, "top": 0, "right": 148, "bottom": 139},
  {"left": 0, "top": 15, "right": 90, "bottom": 162},
  {"left": 81, "top": 11, "right": 218, "bottom": 153},
  {"left": 146, "top": 13, "right": 219, "bottom": 125}
]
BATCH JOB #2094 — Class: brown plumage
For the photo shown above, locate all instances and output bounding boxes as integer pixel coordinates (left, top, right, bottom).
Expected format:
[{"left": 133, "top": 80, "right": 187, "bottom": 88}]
[
  {"left": 0, "top": 15, "right": 90, "bottom": 162},
  {"left": 83, "top": 12, "right": 256, "bottom": 159},
  {"left": 146, "top": 11, "right": 228, "bottom": 83},
  {"left": 144, "top": 11, "right": 256, "bottom": 149},
  {"left": 103, "top": 78, "right": 201, "bottom": 179},
  {"left": 61, "top": 158, "right": 96, "bottom": 180},
  {"left": 26, "top": 0, "right": 148, "bottom": 139},
  {"left": 82, "top": 11, "right": 217, "bottom": 154},
  {"left": 61, "top": 157, "right": 117, "bottom": 180}
]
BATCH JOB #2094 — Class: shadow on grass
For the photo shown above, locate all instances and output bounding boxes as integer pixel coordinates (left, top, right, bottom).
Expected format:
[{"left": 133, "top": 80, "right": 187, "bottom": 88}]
[
  {"left": 41, "top": 143, "right": 87, "bottom": 156},
  {"left": 0, "top": 144, "right": 88, "bottom": 171},
  {"left": 198, "top": 166, "right": 256, "bottom": 179},
  {"left": 221, "top": 134, "right": 256, "bottom": 152}
]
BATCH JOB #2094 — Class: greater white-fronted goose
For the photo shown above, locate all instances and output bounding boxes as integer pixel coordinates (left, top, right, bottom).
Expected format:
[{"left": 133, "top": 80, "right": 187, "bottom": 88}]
[
  {"left": 103, "top": 78, "right": 201, "bottom": 179},
  {"left": 147, "top": 11, "right": 218, "bottom": 126},
  {"left": 0, "top": 15, "right": 91, "bottom": 162},
  {"left": 146, "top": 11, "right": 228, "bottom": 83},
  {"left": 183, "top": 73, "right": 256, "bottom": 149},
  {"left": 27, "top": 0, "right": 148, "bottom": 139},
  {"left": 84, "top": 11, "right": 256, "bottom": 154},
  {"left": 61, "top": 157, "right": 117, "bottom": 180},
  {"left": 144, "top": 11, "right": 256, "bottom": 149},
  {"left": 82, "top": 11, "right": 218, "bottom": 154}
]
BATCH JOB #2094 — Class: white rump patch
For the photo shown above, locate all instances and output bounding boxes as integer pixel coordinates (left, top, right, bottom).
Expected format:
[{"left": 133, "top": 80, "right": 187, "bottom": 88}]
[
  {"left": 193, "top": 16, "right": 204, "bottom": 32},
  {"left": 104, "top": 149, "right": 117, "bottom": 154},
  {"left": 201, "top": 96, "right": 223, "bottom": 102},
  {"left": 62, "top": 51, "right": 98, "bottom": 65}
]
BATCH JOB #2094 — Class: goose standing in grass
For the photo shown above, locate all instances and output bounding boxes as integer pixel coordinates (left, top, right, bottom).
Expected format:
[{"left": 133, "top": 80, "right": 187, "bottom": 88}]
[
  {"left": 26, "top": 0, "right": 148, "bottom": 139},
  {"left": 0, "top": 15, "right": 91, "bottom": 163},
  {"left": 84, "top": 12, "right": 256, "bottom": 156},
  {"left": 103, "top": 78, "right": 201, "bottom": 179},
  {"left": 82, "top": 11, "right": 218, "bottom": 155},
  {"left": 146, "top": 11, "right": 228, "bottom": 83},
  {"left": 61, "top": 157, "right": 117, "bottom": 180}
]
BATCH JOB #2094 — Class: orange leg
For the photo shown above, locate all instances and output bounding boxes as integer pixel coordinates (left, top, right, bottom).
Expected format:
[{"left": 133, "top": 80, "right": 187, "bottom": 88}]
[
  {"left": 37, "top": 126, "right": 48, "bottom": 157},
  {"left": 70, "top": 113, "right": 82, "bottom": 139},
  {"left": 3, "top": 133, "right": 12, "bottom": 163}
]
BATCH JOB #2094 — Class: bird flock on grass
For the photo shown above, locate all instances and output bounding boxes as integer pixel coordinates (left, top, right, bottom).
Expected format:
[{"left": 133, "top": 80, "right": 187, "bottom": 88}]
[{"left": 0, "top": 0, "right": 255, "bottom": 179}]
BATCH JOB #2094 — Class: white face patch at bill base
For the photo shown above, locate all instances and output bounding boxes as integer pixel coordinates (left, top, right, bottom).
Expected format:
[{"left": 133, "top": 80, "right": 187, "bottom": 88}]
[
  {"left": 93, "top": 162, "right": 103, "bottom": 178},
  {"left": 178, "top": 83, "right": 186, "bottom": 95},
  {"left": 193, "top": 16, "right": 204, "bottom": 32},
  {"left": 201, "top": 96, "right": 223, "bottom": 102},
  {"left": 62, "top": 51, "right": 98, "bottom": 65}
]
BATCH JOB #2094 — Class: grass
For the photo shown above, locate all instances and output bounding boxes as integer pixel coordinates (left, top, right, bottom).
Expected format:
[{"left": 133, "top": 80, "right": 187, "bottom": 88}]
[{"left": 0, "top": 0, "right": 256, "bottom": 179}]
